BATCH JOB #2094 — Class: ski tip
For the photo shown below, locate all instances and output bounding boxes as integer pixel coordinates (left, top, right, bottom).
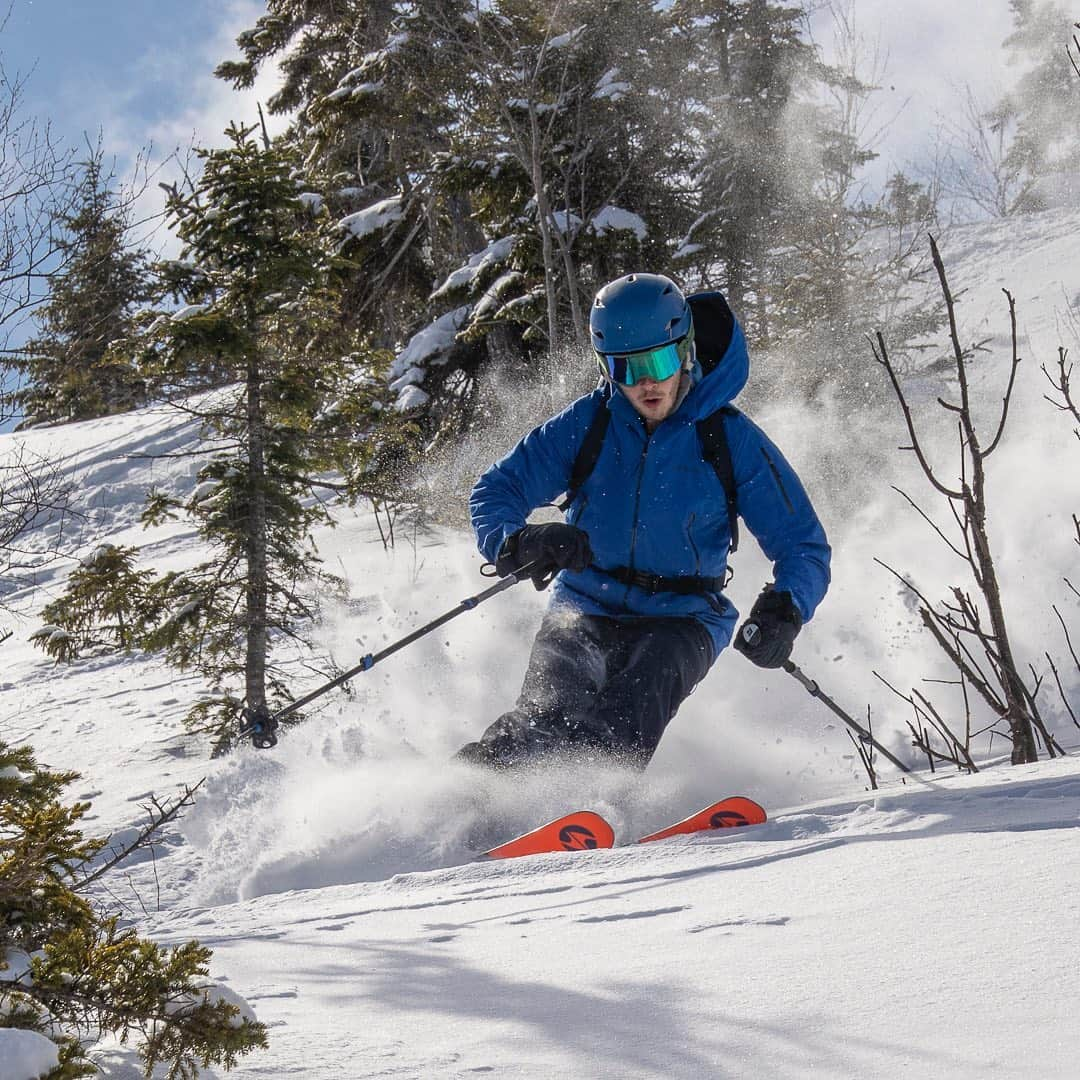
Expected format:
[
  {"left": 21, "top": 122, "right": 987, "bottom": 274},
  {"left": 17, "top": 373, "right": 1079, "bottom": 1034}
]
[
  {"left": 481, "top": 810, "right": 615, "bottom": 861},
  {"left": 637, "top": 795, "right": 767, "bottom": 844}
]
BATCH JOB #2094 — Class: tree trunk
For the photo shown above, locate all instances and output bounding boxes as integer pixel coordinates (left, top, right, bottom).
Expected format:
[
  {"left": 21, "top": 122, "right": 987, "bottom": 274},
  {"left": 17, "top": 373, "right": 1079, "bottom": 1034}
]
[
  {"left": 526, "top": 103, "right": 561, "bottom": 350},
  {"left": 965, "top": 487, "right": 1039, "bottom": 763},
  {"left": 244, "top": 347, "right": 269, "bottom": 716}
]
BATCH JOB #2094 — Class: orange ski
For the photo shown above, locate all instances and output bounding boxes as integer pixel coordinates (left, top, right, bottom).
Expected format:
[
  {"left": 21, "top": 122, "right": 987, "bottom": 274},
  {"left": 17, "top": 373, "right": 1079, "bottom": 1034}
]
[
  {"left": 637, "top": 796, "right": 766, "bottom": 844},
  {"left": 480, "top": 811, "right": 615, "bottom": 860}
]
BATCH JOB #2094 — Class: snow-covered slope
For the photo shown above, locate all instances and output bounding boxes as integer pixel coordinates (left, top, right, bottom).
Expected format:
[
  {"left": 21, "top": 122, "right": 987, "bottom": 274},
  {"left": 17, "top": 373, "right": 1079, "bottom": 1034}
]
[{"left": 2, "top": 208, "right": 1079, "bottom": 1078}]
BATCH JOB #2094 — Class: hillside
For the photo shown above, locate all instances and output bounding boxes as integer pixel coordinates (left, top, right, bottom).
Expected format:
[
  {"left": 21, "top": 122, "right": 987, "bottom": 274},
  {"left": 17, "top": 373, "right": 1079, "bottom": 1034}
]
[{"left": 1, "top": 207, "right": 1078, "bottom": 1078}]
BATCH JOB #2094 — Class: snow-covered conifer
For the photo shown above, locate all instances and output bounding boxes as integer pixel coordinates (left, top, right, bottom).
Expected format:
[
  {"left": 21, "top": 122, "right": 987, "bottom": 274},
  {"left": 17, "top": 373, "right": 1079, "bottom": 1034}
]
[
  {"left": 32, "top": 545, "right": 159, "bottom": 661},
  {"left": 0, "top": 739, "right": 267, "bottom": 1075}
]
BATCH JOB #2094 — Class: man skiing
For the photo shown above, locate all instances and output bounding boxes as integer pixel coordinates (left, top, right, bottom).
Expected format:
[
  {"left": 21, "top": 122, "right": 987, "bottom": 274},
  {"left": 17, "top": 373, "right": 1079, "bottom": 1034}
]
[{"left": 457, "top": 273, "right": 830, "bottom": 770}]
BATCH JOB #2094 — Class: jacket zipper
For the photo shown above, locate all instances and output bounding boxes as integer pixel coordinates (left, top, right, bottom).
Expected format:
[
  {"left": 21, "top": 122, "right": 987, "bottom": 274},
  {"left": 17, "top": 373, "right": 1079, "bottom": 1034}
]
[
  {"left": 762, "top": 448, "right": 795, "bottom": 513},
  {"left": 624, "top": 427, "right": 652, "bottom": 608}
]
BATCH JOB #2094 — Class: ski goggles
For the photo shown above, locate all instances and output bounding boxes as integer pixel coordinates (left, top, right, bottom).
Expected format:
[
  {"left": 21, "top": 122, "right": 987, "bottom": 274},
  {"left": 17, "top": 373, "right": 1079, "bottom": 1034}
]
[{"left": 595, "top": 330, "right": 694, "bottom": 387}]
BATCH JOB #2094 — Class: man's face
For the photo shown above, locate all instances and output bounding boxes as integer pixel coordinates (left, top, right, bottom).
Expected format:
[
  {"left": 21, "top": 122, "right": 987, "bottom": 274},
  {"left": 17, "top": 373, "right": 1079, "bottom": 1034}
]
[{"left": 622, "top": 371, "right": 680, "bottom": 427}]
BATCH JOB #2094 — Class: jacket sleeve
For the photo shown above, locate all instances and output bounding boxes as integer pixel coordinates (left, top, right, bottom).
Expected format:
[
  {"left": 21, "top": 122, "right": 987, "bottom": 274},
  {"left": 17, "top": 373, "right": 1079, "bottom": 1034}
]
[
  {"left": 469, "top": 391, "right": 603, "bottom": 563},
  {"left": 728, "top": 413, "right": 831, "bottom": 621}
]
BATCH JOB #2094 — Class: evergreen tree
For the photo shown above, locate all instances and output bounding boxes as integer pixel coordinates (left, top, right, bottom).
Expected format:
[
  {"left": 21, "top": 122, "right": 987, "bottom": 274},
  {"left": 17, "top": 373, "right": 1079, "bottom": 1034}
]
[
  {"left": 673, "top": 0, "right": 815, "bottom": 343},
  {"left": 216, "top": 1, "right": 907, "bottom": 438},
  {"left": 0, "top": 738, "right": 267, "bottom": 1076},
  {"left": 132, "top": 123, "right": 384, "bottom": 751},
  {"left": 215, "top": 1, "right": 442, "bottom": 364},
  {"left": 13, "top": 148, "right": 153, "bottom": 425},
  {"left": 1001, "top": 0, "right": 1080, "bottom": 209},
  {"left": 30, "top": 545, "right": 162, "bottom": 661},
  {"left": 431, "top": 0, "right": 691, "bottom": 348},
  {"left": 770, "top": 11, "right": 942, "bottom": 403},
  {"left": 216, "top": 1, "right": 696, "bottom": 438}
]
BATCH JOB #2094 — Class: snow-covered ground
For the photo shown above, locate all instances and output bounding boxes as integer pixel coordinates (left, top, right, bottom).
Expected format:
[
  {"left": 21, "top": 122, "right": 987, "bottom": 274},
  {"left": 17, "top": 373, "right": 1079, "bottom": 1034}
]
[{"left": 1, "top": 208, "right": 1079, "bottom": 1078}]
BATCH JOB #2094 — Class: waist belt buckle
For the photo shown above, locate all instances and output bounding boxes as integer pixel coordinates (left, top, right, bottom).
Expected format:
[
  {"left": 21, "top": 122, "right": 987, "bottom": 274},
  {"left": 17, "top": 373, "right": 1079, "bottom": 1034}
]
[{"left": 634, "top": 570, "right": 664, "bottom": 594}]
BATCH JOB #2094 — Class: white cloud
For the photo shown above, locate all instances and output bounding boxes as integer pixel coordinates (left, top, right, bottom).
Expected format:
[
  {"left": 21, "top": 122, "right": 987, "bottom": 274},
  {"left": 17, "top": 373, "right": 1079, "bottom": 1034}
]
[{"left": 103, "top": 0, "right": 292, "bottom": 258}]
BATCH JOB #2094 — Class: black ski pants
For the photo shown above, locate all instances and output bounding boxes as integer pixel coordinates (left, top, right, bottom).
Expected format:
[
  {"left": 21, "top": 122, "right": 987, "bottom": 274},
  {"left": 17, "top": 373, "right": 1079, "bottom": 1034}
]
[{"left": 456, "top": 610, "right": 714, "bottom": 770}]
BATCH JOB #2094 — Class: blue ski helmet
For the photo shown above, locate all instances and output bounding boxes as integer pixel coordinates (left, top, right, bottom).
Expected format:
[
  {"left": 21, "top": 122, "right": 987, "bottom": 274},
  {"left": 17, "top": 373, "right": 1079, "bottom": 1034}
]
[{"left": 590, "top": 273, "right": 695, "bottom": 386}]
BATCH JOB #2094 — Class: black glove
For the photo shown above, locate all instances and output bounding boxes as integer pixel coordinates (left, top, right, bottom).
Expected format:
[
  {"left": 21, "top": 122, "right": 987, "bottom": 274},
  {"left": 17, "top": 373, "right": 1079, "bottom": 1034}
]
[
  {"left": 733, "top": 586, "right": 803, "bottom": 668},
  {"left": 496, "top": 523, "right": 593, "bottom": 589}
]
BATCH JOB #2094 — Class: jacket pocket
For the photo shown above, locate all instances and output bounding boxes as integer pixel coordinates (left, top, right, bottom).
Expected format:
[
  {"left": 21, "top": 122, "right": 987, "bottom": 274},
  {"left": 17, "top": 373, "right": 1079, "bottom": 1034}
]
[{"left": 685, "top": 512, "right": 702, "bottom": 575}]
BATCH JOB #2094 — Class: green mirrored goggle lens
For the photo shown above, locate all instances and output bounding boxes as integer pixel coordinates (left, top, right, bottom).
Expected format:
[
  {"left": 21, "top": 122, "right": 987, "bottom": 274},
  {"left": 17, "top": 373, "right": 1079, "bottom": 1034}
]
[{"left": 599, "top": 341, "right": 683, "bottom": 386}]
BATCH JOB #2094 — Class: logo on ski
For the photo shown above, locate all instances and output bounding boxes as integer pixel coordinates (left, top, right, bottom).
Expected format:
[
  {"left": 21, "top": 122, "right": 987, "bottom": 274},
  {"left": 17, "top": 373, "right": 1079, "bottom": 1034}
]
[
  {"left": 480, "top": 811, "right": 615, "bottom": 860},
  {"left": 638, "top": 796, "right": 767, "bottom": 844},
  {"left": 558, "top": 824, "right": 600, "bottom": 850}
]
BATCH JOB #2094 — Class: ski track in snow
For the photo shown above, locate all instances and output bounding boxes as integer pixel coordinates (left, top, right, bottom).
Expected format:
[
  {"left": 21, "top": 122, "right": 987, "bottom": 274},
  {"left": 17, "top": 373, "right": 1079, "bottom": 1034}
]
[{"left": 2, "top": 207, "right": 1080, "bottom": 1077}]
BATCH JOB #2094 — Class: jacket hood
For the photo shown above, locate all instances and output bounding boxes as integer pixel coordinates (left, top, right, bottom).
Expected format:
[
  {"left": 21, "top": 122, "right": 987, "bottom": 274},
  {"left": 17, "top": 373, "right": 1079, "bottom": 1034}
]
[{"left": 608, "top": 289, "right": 748, "bottom": 427}]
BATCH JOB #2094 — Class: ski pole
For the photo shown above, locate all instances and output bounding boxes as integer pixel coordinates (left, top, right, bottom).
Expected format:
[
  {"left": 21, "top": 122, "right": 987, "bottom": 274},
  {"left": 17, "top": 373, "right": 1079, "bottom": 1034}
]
[
  {"left": 780, "top": 659, "right": 915, "bottom": 776},
  {"left": 740, "top": 620, "right": 914, "bottom": 775},
  {"left": 242, "top": 562, "right": 540, "bottom": 748}
]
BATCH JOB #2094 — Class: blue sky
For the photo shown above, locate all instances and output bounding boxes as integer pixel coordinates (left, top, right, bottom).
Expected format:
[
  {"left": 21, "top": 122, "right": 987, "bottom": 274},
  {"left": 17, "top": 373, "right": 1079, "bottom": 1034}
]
[
  {"left": 1, "top": 0, "right": 279, "bottom": 428},
  {"left": 4, "top": 0, "right": 274, "bottom": 163}
]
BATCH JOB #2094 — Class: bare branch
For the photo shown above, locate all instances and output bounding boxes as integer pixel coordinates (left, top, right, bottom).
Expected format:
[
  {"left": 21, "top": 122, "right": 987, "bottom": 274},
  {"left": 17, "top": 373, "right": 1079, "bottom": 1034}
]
[
  {"left": 1045, "top": 651, "right": 1079, "bottom": 730},
  {"left": 983, "top": 289, "right": 1022, "bottom": 457},
  {"left": 76, "top": 780, "right": 205, "bottom": 889},
  {"left": 871, "top": 331, "right": 963, "bottom": 499},
  {"left": 1042, "top": 346, "right": 1080, "bottom": 426},
  {"left": 891, "top": 485, "right": 968, "bottom": 559}
]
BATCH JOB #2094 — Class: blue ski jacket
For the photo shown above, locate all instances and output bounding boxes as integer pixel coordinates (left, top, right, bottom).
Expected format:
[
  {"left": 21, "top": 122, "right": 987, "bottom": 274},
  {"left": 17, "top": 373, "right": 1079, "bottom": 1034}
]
[{"left": 470, "top": 299, "right": 831, "bottom": 659}]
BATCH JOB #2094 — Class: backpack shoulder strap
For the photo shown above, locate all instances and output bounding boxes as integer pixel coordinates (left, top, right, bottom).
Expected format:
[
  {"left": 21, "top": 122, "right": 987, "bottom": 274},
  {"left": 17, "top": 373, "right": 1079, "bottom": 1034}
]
[
  {"left": 558, "top": 398, "right": 611, "bottom": 511},
  {"left": 696, "top": 405, "right": 740, "bottom": 553}
]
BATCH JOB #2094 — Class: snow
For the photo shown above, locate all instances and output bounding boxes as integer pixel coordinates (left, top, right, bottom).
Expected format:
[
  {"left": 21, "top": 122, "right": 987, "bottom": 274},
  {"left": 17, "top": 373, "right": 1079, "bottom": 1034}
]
[
  {"left": 356, "top": 31, "right": 410, "bottom": 73},
  {"left": 0, "top": 206, "right": 1078, "bottom": 1077},
  {"left": 392, "top": 384, "right": 430, "bottom": 412},
  {"left": 337, "top": 196, "right": 404, "bottom": 241},
  {"left": 389, "top": 304, "right": 471, "bottom": 377},
  {"left": 594, "top": 67, "right": 631, "bottom": 101},
  {"left": 388, "top": 364, "right": 424, "bottom": 392},
  {"left": 430, "top": 235, "right": 516, "bottom": 301},
  {"left": 472, "top": 270, "right": 522, "bottom": 320},
  {"left": 80, "top": 543, "right": 116, "bottom": 566},
  {"left": 0, "top": 1029, "right": 59, "bottom": 1080},
  {"left": 590, "top": 205, "right": 649, "bottom": 240},
  {"left": 547, "top": 26, "right": 585, "bottom": 50},
  {"left": 350, "top": 80, "right": 383, "bottom": 98},
  {"left": 297, "top": 192, "right": 324, "bottom": 214},
  {"left": 171, "top": 303, "right": 208, "bottom": 322},
  {"left": 550, "top": 208, "right": 583, "bottom": 235},
  {"left": 673, "top": 241, "right": 704, "bottom": 260},
  {"left": 0, "top": 948, "right": 34, "bottom": 982}
]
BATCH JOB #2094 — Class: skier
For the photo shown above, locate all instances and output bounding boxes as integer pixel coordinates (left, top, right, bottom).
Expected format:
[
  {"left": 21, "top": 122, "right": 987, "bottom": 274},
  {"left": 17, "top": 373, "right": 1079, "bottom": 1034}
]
[{"left": 456, "top": 273, "right": 831, "bottom": 770}]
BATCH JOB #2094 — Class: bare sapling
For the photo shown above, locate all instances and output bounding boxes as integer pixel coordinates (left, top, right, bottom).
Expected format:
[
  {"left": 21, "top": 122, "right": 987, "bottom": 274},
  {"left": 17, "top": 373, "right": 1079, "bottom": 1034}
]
[
  {"left": 0, "top": 445, "right": 72, "bottom": 611},
  {"left": 1041, "top": 345, "right": 1080, "bottom": 728},
  {"left": 847, "top": 706, "right": 879, "bottom": 789},
  {"left": 875, "top": 662, "right": 980, "bottom": 773},
  {"left": 872, "top": 234, "right": 1063, "bottom": 765}
]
